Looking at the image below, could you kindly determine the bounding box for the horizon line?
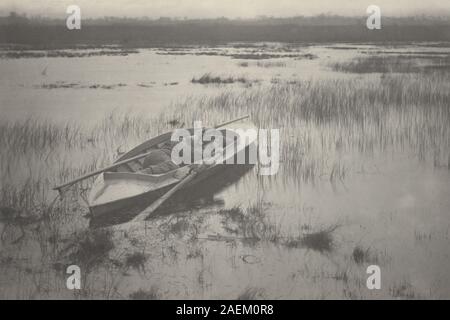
[3,12,450,20]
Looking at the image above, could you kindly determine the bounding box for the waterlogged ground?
[0,42,450,299]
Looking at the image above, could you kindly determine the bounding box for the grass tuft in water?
[285,225,338,253]
[192,73,249,84]
[331,55,450,74]
[67,229,115,269]
[390,281,419,299]
[237,287,265,300]
[129,287,160,300]
[124,252,148,273]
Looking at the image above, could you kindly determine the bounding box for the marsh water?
[1,43,450,299]
[1,44,375,122]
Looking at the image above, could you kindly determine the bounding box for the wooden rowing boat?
[88,119,257,219]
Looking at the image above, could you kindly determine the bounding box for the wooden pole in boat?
[53,149,160,192]
[132,164,208,222]
[52,115,249,193]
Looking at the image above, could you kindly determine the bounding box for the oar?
[53,149,160,193]
[52,114,249,193]
[132,164,208,222]
[211,114,249,129]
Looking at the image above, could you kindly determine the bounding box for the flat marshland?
[0,43,450,299]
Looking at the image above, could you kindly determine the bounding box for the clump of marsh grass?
[295,53,317,60]
[237,287,265,300]
[240,58,306,67]
[331,54,450,74]
[186,247,203,260]
[230,53,299,60]
[167,119,182,127]
[285,225,338,253]
[218,205,338,252]
[414,229,432,241]
[331,56,418,73]
[299,227,336,253]
[0,119,83,153]
[218,206,246,223]
[192,73,249,84]
[352,245,380,265]
[352,246,368,264]
[256,61,286,68]
[332,270,349,283]
[129,287,160,300]
[124,252,147,273]
[218,206,247,235]
[218,204,280,245]
[0,205,44,244]
[66,229,115,269]
[390,281,419,299]
[169,218,191,236]
[0,206,19,222]
[1,49,139,59]
[38,81,128,90]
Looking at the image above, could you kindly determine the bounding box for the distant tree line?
[1,12,449,47]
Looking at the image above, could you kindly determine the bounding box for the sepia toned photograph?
[0,0,449,303]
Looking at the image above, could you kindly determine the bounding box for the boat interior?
[109,128,240,176]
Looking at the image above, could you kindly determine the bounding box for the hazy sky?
[1,0,449,18]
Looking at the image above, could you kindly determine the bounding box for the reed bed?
[2,72,448,227]
[0,69,449,299]
[331,55,450,73]
[191,73,250,84]
[172,72,450,183]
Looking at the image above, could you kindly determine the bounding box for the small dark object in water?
[129,287,159,300]
[0,206,42,244]
[285,225,338,253]
[125,252,147,273]
[240,254,260,264]
[168,119,180,127]
[68,230,114,268]
[352,246,366,264]
[0,206,18,221]
[237,287,264,300]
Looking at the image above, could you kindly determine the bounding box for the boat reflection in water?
[90,164,254,228]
